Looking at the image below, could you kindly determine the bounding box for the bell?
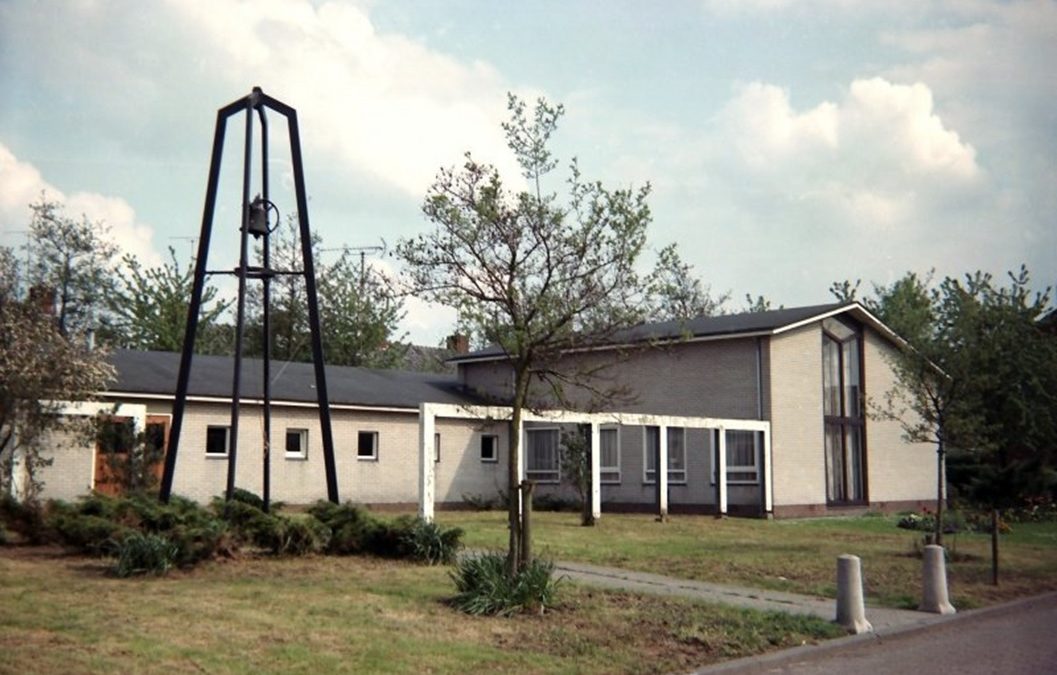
[247,195,270,238]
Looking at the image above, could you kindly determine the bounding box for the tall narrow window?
[480,434,498,462]
[822,317,866,503]
[599,426,621,484]
[526,428,560,482]
[725,430,759,484]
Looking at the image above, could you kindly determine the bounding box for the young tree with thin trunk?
[398,94,655,574]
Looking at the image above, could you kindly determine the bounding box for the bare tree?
[398,94,655,574]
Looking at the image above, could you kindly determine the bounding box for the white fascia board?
[421,402,770,432]
[99,391,419,416]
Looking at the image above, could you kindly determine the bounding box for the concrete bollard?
[919,544,956,614]
[836,554,873,634]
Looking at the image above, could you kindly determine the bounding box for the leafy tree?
[103,247,231,352]
[319,250,408,369]
[860,267,1057,551]
[398,94,655,574]
[0,248,115,501]
[647,244,729,321]
[25,197,117,335]
[243,217,406,368]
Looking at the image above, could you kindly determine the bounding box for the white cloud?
[0,142,160,266]
[165,0,523,199]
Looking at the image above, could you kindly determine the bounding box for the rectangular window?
[206,426,230,457]
[599,426,621,484]
[434,432,441,463]
[725,430,759,484]
[480,434,498,462]
[644,427,687,484]
[285,428,308,460]
[526,428,560,482]
[357,431,378,461]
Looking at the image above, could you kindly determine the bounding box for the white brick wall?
[863,330,937,501]
[768,325,827,506]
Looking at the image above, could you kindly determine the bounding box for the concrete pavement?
[555,560,941,633]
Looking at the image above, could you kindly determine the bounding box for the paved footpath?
[555,560,940,633]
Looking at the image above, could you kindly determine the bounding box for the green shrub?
[450,552,562,616]
[49,513,132,556]
[229,488,265,511]
[0,494,47,543]
[398,518,463,565]
[212,498,278,545]
[308,501,377,555]
[114,532,180,577]
[264,516,331,556]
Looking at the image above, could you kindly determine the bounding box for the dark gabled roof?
[450,302,900,363]
[106,350,478,409]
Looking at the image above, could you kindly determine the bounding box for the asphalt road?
[701,592,1057,675]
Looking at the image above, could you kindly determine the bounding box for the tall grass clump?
[114,532,180,577]
[450,552,562,616]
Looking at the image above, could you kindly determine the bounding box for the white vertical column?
[717,426,728,516]
[590,422,601,520]
[9,445,25,500]
[515,415,526,520]
[418,403,436,522]
[658,425,669,517]
[762,428,773,514]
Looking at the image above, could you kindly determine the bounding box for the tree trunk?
[520,480,534,567]
[991,508,1000,586]
[507,371,529,577]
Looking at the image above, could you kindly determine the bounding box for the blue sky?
[1,0,1054,344]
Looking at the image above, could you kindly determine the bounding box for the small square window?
[285,428,308,460]
[357,431,378,461]
[480,434,498,462]
[206,426,229,457]
[434,432,441,463]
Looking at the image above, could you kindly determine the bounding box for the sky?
[1,0,1054,345]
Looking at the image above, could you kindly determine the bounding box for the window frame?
[205,425,230,458]
[643,426,688,485]
[525,427,561,484]
[821,318,868,505]
[723,429,760,485]
[599,425,621,485]
[284,427,309,460]
[480,434,499,463]
[356,430,379,462]
[434,432,441,463]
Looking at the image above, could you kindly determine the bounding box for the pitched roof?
[106,349,478,409]
[450,301,903,363]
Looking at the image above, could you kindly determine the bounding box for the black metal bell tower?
[159,87,339,509]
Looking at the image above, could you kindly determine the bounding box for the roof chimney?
[446,333,470,354]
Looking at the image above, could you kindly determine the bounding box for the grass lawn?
[0,546,843,675]
[436,510,1057,609]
